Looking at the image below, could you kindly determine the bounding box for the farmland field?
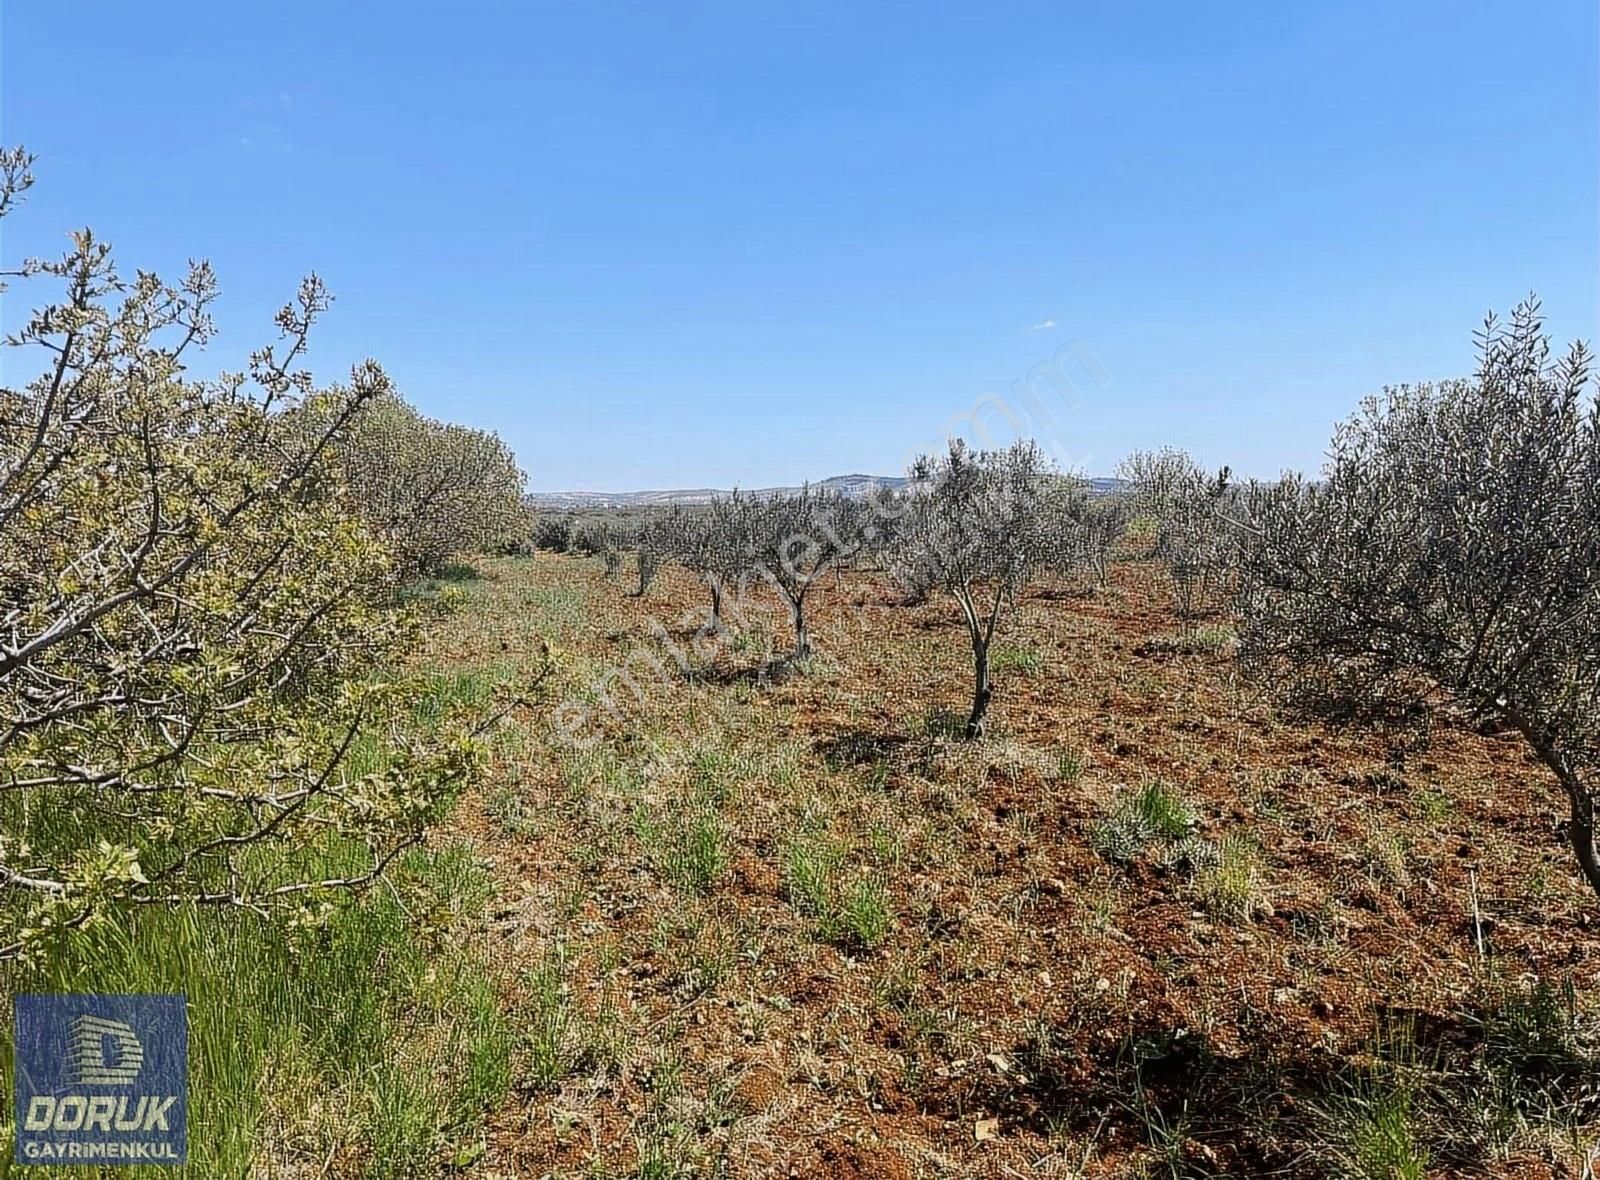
[4,7,1597,1176]
[421,550,1599,1178]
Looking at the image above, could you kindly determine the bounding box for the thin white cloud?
[1030,318,1056,331]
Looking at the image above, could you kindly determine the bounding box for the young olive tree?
[854,487,904,575]
[655,502,741,630]
[1238,299,1600,900]
[1038,478,1128,592]
[1121,448,1238,619]
[0,150,493,961]
[634,511,670,597]
[747,489,864,660]
[893,440,1054,738]
[1074,493,1134,588]
[571,518,627,578]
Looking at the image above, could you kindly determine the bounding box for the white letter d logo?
[65,1014,144,1085]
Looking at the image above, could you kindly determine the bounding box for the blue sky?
[2,2,1595,490]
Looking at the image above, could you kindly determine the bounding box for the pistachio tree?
[1238,299,1600,900]
[306,392,527,577]
[0,151,493,961]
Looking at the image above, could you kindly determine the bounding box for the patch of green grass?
[660,811,730,895]
[0,843,511,1180]
[781,829,893,951]
[521,948,573,1091]
[783,832,846,921]
[1475,972,1596,1081]
[839,873,894,949]
[1192,834,1266,922]
[1090,779,1196,863]
[1412,787,1452,826]
[1142,623,1237,655]
[1055,747,1085,786]
[520,582,588,638]
[991,643,1045,676]
[688,743,751,807]
[412,667,503,728]
[1324,1074,1430,1180]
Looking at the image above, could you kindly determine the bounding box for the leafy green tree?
[0,150,490,962]
[305,392,527,577]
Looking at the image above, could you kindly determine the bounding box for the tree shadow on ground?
[687,652,811,688]
[435,560,484,583]
[813,728,911,771]
[902,992,1600,1178]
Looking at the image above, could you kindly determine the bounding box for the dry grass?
[433,552,1600,1178]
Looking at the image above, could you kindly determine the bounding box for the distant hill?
[527,473,1126,509]
[526,474,909,509]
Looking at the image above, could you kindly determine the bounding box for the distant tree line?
[530,299,1600,903]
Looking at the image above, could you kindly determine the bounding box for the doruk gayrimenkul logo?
[13,994,187,1166]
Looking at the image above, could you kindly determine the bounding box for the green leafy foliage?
[0,152,509,963]
[300,391,527,577]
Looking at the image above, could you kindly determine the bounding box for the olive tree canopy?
[745,489,865,660]
[1239,299,1600,899]
[893,439,1058,738]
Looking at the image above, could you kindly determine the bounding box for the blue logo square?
[12,994,187,1166]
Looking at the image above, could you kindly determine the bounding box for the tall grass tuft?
[0,842,511,1179]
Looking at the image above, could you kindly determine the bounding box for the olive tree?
[633,511,671,597]
[746,489,864,660]
[892,439,1055,738]
[659,498,755,632]
[1121,448,1238,618]
[1074,493,1134,588]
[571,518,627,578]
[1039,479,1128,591]
[0,150,491,961]
[1238,299,1600,900]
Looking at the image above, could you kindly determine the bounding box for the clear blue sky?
[3,2,1596,490]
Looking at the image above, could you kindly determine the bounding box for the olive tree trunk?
[1507,709,1600,901]
[966,635,992,739]
[707,576,723,631]
[788,593,811,660]
[1544,756,1600,901]
[1567,776,1600,901]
